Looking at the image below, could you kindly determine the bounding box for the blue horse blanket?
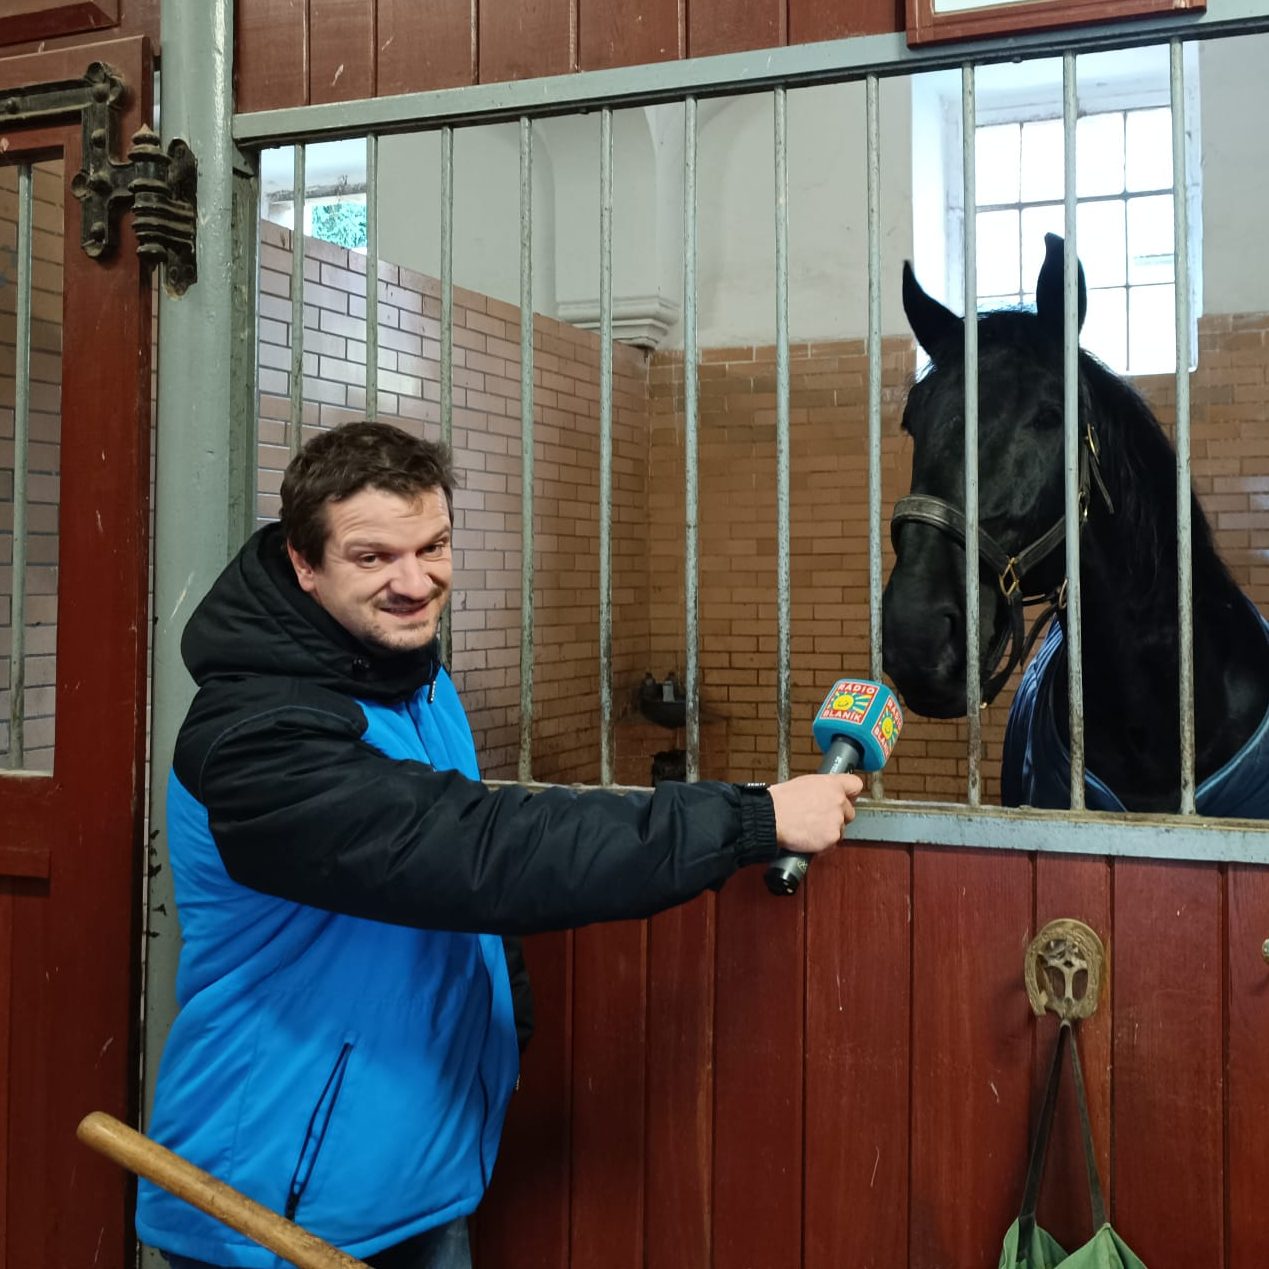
[1002,606,1269,816]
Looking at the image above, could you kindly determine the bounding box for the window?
[911,45,1202,375]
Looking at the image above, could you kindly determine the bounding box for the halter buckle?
[999,558,1022,599]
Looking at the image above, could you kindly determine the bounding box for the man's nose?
[389,554,437,597]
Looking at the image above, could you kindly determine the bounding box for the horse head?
[882,234,1088,719]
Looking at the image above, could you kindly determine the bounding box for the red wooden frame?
[907,0,1204,46]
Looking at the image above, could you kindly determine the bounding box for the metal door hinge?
[1,61,197,294]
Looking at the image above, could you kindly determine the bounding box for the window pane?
[1020,118,1063,203]
[976,123,1020,205]
[1125,107,1173,192]
[1128,282,1176,374]
[1075,200,1126,287]
[1127,194,1174,285]
[1081,285,1127,372]
[975,208,1020,296]
[1,160,63,774]
[1020,203,1066,286]
[1076,112,1125,198]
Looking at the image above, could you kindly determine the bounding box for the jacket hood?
[180,522,440,702]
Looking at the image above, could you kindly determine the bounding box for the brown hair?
[280,421,455,566]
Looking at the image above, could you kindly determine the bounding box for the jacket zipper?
[284,1041,353,1221]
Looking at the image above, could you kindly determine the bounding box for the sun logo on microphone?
[871,697,903,759]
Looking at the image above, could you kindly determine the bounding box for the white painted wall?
[269,32,1269,349]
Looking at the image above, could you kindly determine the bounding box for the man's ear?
[286,541,318,594]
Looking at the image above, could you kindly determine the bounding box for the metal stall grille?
[234,5,1269,865]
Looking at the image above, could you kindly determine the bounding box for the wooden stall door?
[0,36,151,1269]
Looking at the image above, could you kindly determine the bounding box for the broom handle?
[77,1111,369,1269]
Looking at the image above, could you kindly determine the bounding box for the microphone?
[764,678,903,896]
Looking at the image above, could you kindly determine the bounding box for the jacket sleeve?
[176,693,779,936]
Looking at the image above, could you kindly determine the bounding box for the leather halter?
[890,423,1115,707]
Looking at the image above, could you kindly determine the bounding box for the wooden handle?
[76,1111,368,1269]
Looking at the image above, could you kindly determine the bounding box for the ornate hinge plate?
[1,61,196,294]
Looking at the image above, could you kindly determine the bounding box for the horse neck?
[1056,480,1265,801]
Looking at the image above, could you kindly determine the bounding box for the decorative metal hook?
[1024,918,1106,1022]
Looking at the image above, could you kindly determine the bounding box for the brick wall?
[256,222,653,783]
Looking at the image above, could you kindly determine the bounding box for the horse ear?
[1035,232,1087,333]
[903,260,962,361]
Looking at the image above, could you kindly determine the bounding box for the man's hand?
[767,773,863,855]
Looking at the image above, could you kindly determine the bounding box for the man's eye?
[357,554,379,566]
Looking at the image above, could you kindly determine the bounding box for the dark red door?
[0,36,151,1269]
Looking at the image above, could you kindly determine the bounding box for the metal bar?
[439,125,454,667]
[598,108,615,786]
[1062,52,1087,810]
[233,5,1269,146]
[518,116,535,784]
[228,151,261,550]
[847,803,1269,864]
[961,65,982,807]
[1171,39,1197,813]
[684,96,701,783]
[773,87,792,783]
[7,164,34,769]
[146,0,238,1211]
[289,145,306,459]
[365,134,379,422]
[480,779,1269,866]
[865,74,884,799]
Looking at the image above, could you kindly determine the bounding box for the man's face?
[287,486,453,655]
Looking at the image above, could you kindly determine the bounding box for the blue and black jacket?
[137,523,779,1266]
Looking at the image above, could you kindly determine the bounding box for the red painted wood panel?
[0,0,117,47]
[0,40,150,1267]
[471,930,573,1269]
[789,0,904,43]
[569,919,647,1267]
[909,847,1034,1268]
[1033,855,1113,1251]
[0,885,10,1267]
[804,842,911,1269]
[377,0,475,95]
[1225,865,1269,1269]
[645,896,715,1266]
[712,868,804,1269]
[578,0,682,71]
[478,0,575,86]
[309,0,374,104]
[688,0,785,59]
[234,0,308,113]
[1111,860,1223,1266]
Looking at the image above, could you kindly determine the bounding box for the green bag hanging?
[997,1021,1148,1269]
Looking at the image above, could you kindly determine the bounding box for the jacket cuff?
[733,783,779,864]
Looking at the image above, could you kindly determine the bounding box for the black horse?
[882,234,1268,814]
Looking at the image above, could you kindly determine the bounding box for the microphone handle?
[763,735,863,897]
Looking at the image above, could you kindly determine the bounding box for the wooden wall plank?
[712,869,803,1269]
[909,847,1034,1268]
[1110,860,1223,1266]
[377,0,475,95]
[1033,855,1113,1251]
[688,0,785,59]
[0,0,117,48]
[804,843,911,1269]
[309,0,374,104]
[645,896,715,1267]
[788,0,904,43]
[234,0,308,113]
[569,921,647,1268]
[479,0,575,85]
[1225,864,1269,1269]
[578,0,682,71]
[470,931,573,1269]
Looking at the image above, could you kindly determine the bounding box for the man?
[138,421,862,1268]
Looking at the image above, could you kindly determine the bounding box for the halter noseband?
[890,423,1115,707]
